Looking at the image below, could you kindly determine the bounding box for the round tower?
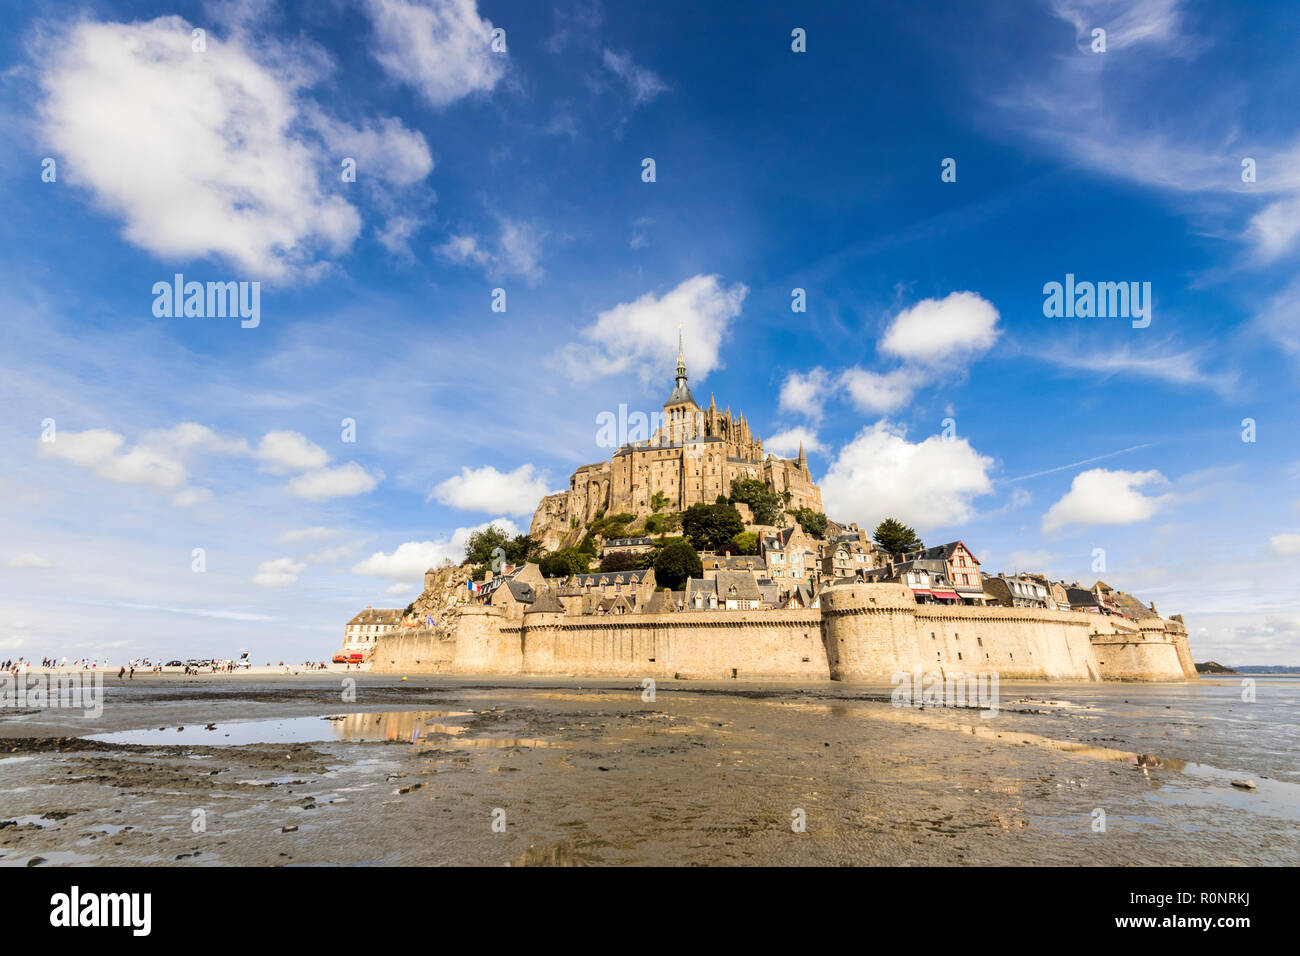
[819,583,919,681]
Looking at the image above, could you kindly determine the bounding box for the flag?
[426,615,435,627]
[467,579,479,593]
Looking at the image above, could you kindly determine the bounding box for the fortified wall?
[372,583,1197,682]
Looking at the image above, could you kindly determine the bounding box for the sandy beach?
[1,674,1295,866]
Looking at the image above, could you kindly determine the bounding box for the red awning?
[930,590,960,600]
[910,588,933,596]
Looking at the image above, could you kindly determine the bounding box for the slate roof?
[685,578,717,607]
[906,541,976,564]
[715,570,762,603]
[525,589,564,613]
[347,607,404,626]
[666,380,697,406]
[570,570,651,587]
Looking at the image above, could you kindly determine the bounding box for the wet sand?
[1,675,1295,866]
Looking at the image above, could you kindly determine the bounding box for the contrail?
[999,443,1152,483]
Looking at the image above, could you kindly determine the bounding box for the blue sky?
[1,0,1298,664]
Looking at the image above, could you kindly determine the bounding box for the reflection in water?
[88,710,474,746]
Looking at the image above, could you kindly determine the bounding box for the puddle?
[86,710,473,746]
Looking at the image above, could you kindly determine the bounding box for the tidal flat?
[1,675,1295,866]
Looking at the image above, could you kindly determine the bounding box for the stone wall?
[371,583,1195,683]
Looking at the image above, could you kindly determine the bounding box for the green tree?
[540,548,590,578]
[653,539,703,590]
[873,518,923,555]
[729,477,783,525]
[682,502,745,551]
[645,511,682,534]
[791,508,828,538]
[578,532,597,555]
[650,490,669,512]
[505,534,538,564]
[731,531,760,555]
[464,525,510,566]
[599,550,639,572]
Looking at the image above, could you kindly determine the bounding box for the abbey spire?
[665,323,697,409]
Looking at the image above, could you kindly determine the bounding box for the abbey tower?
[529,333,822,552]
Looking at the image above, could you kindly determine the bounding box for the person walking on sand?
[118,666,125,680]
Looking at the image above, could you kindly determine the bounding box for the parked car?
[332,653,348,663]
[165,660,183,667]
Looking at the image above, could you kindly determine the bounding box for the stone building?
[903,541,987,605]
[982,572,1051,609]
[530,334,822,551]
[762,523,816,586]
[343,607,404,656]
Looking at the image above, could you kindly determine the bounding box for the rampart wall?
[371,584,1196,682]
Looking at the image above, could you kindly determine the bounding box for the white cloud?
[559,274,748,384]
[306,544,356,564]
[820,421,995,529]
[353,517,522,580]
[1042,468,1172,533]
[287,463,382,501]
[1005,549,1060,573]
[308,111,434,188]
[431,464,553,515]
[252,557,306,587]
[779,368,831,420]
[6,553,52,569]
[256,430,331,474]
[36,16,365,279]
[838,367,923,414]
[1269,533,1300,556]
[37,424,242,504]
[879,292,1001,366]
[364,0,505,107]
[436,218,546,284]
[279,526,343,544]
[602,49,668,104]
[375,215,422,257]
[170,487,212,508]
[765,427,823,458]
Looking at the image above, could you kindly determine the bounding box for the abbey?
[531,334,821,551]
